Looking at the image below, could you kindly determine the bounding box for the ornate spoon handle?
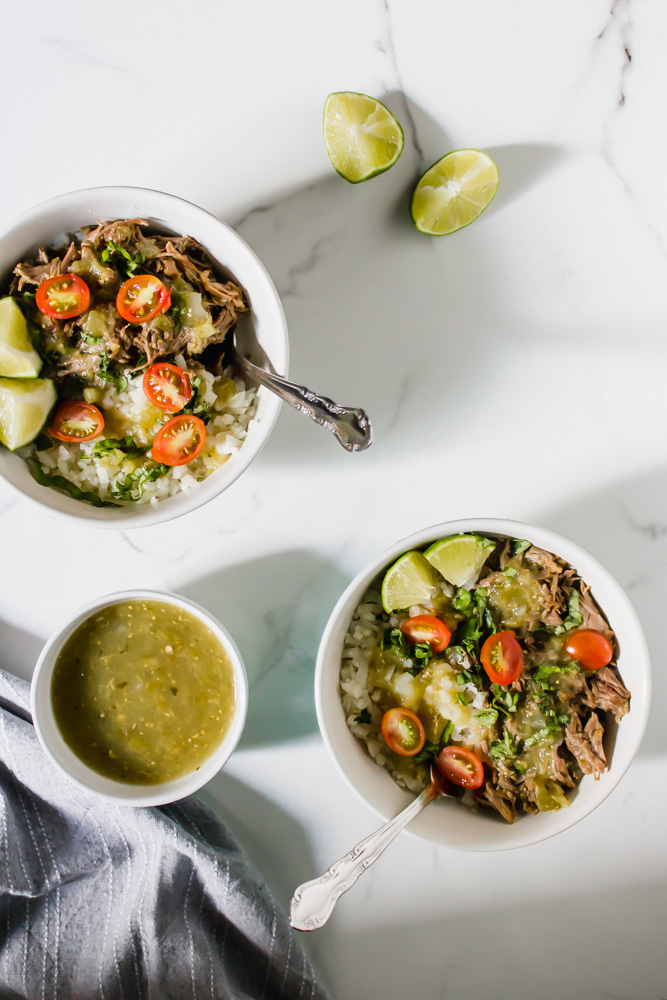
[289,782,439,931]
[234,354,372,452]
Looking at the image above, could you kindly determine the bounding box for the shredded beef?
[14,256,61,289]
[588,666,630,721]
[564,712,606,776]
[11,218,249,378]
[479,782,516,824]
[579,584,614,640]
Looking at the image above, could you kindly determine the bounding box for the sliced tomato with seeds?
[116,274,171,324]
[151,414,206,466]
[481,630,524,686]
[400,615,451,652]
[564,629,613,671]
[48,402,104,442]
[380,708,426,757]
[143,363,192,413]
[436,746,484,789]
[36,274,90,320]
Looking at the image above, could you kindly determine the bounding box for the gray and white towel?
[0,669,327,1000]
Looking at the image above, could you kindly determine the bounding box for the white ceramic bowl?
[316,518,651,850]
[0,186,288,527]
[31,589,248,807]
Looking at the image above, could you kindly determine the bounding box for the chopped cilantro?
[475,708,499,726]
[381,627,407,653]
[98,351,128,393]
[513,539,531,555]
[457,588,491,658]
[110,462,169,501]
[491,686,519,717]
[412,642,433,665]
[413,720,454,763]
[101,239,145,277]
[29,460,119,508]
[490,730,518,760]
[547,590,584,636]
[381,625,432,675]
[89,436,148,461]
[81,331,103,346]
[452,587,473,612]
[168,290,188,329]
[523,727,551,747]
[181,375,210,423]
[504,567,518,579]
[532,661,580,684]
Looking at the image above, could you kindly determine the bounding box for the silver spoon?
[289,764,461,931]
[229,331,372,452]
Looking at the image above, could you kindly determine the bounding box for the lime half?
[0,297,42,378]
[424,534,495,588]
[0,377,56,451]
[382,550,443,613]
[323,92,404,183]
[411,149,499,235]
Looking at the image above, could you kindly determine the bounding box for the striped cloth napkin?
[0,669,327,1000]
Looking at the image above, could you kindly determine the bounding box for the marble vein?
[382,369,415,435]
[621,505,667,542]
[378,0,424,166]
[278,234,340,300]
[232,179,326,236]
[594,0,667,258]
[597,0,633,109]
[9,31,140,82]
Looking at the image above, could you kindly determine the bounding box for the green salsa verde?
[51,599,236,784]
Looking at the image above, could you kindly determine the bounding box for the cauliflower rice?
[28,358,257,505]
[341,589,492,795]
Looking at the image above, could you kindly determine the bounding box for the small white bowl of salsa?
[31,589,248,806]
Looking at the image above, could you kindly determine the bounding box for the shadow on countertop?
[213,94,565,468]
[197,771,333,996]
[538,464,667,759]
[328,879,667,1000]
[0,619,45,684]
[181,548,349,749]
[197,773,309,901]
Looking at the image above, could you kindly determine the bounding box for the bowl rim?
[30,587,248,807]
[0,185,288,528]
[315,517,652,850]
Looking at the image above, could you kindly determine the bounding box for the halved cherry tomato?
[48,402,104,442]
[36,274,90,319]
[151,414,206,466]
[380,708,426,757]
[564,629,613,671]
[400,615,451,653]
[436,746,484,789]
[116,274,171,324]
[143,363,192,413]
[481,630,524,686]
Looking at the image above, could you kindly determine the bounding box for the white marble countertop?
[2,1,667,996]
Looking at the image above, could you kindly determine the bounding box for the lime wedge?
[381,550,443,613]
[411,149,499,235]
[323,92,404,183]
[424,534,496,588]
[0,297,42,378]
[0,377,56,451]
